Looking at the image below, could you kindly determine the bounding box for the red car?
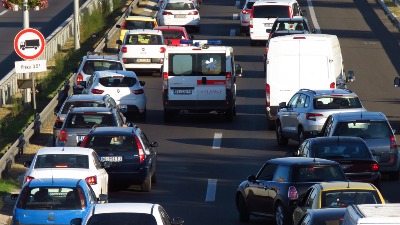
[154,26,193,46]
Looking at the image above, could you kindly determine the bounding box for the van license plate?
[174,89,192,94]
[136,58,151,63]
[101,156,123,162]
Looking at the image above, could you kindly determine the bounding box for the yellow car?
[116,16,158,42]
[292,182,385,225]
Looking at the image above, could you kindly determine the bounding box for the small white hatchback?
[156,0,200,33]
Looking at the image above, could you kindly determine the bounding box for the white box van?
[162,40,242,121]
[249,0,303,46]
[342,204,400,225]
[265,34,354,128]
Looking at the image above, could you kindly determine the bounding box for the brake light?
[226,72,232,90]
[188,11,198,15]
[163,72,168,92]
[160,47,166,53]
[135,136,145,163]
[24,176,34,183]
[91,89,104,94]
[266,84,270,107]
[306,113,323,121]
[390,136,397,149]
[58,130,68,141]
[372,163,379,172]
[288,186,298,200]
[163,11,172,15]
[121,21,126,30]
[122,58,127,63]
[241,9,251,14]
[121,46,127,53]
[330,82,336,89]
[77,187,86,209]
[81,136,89,147]
[85,176,97,185]
[133,89,144,94]
[77,73,83,85]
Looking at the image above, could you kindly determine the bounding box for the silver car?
[319,111,400,180]
[239,0,258,35]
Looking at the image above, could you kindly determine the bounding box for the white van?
[342,204,400,225]
[162,40,242,121]
[265,34,354,128]
[249,0,303,46]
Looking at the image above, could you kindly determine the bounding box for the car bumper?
[161,18,200,27]
[163,100,233,111]
[124,63,163,70]
[107,169,151,184]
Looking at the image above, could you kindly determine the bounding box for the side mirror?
[393,129,396,134]
[126,121,134,127]
[10,194,19,200]
[120,107,128,113]
[247,175,256,182]
[116,40,123,45]
[279,102,287,108]
[151,142,159,147]
[102,161,111,169]
[394,77,400,87]
[311,28,316,33]
[370,149,377,156]
[77,141,82,146]
[70,218,82,225]
[23,161,32,168]
[139,81,146,86]
[116,24,121,29]
[98,194,108,203]
[235,64,243,77]
[79,81,87,88]
[301,9,308,16]
[171,217,184,225]
[346,71,355,83]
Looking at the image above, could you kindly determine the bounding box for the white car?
[82,70,147,120]
[22,147,110,200]
[116,29,166,74]
[156,0,200,33]
[81,203,184,225]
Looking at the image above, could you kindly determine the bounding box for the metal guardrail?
[0,0,140,178]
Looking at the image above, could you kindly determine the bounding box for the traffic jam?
[3,0,400,224]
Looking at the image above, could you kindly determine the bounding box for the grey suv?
[319,111,400,180]
[276,89,366,146]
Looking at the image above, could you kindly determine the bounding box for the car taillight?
[81,136,89,147]
[160,47,166,53]
[188,11,198,15]
[58,130,68,141]
[77,73,83,85]
[24,176,34,183]
[242,9,251,14]
[121,46,127,53]
[163,11,172,15]
[77,187,86,209]
[389,153,396,163]
[92,89,104,94]
[372,163,379,172]
[306,113,323,121]
[288,186,298,200]
[133,89,144,94]
[390,135,397,149]
[330,82,336,89]
[163,72,168,92]
[135,136,145,163]
[85,176,97,185]
[226,72,232,90]
[266,84,270,107]
[55,116,63,128]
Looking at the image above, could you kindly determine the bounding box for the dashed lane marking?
[212,133,222,149]
[233,13,238,20]
[205,179,218,202]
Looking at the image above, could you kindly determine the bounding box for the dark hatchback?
[235,157,347,225]
[80,126,158,192]
[290,136,381,189]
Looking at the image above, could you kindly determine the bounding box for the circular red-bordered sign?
[14,28,46,60]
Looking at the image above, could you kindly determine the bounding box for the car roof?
[36,147,93,155]
[275,17,307,22]
[155,26,186,31]
[331,111,387,121]
[267,157,339,166]
[27,178,83,188]
[67,94,109,102]
[95,70,138,78]
[125,16,156,21]
[299,89,357,97]
[308,136,367,144]
[126,29,163,35]
[314,181,377,191]
[89,126,135,134]
[92,203,158,214]
[254,0,297,6]
[83,55,121,61]
[69,107,114,113]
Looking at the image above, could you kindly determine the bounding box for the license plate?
[77,136,85,142]
[136,58,151,63]
[264,23,272,27]
[101,156,123,162]
[119,105,127,109]
[174,14,186,18]
[173,89,192,94]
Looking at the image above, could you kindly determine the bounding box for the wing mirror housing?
[301,9,308,16]
[98,194,108,203]
[235,64,243,77]
[346,71,355,83]
[310,130,320,136]
[151,142,159,147]
[102,161,111,169]
[266,28,272,33]
[247,175,256,182]
[394,77,400,87]
[116,40,123,45]
[279,102,287,109]
[285,151,296,157]
[23,161,32,168]
[139,81,146,86]
[116,24,121,29]
[189,35,194,39]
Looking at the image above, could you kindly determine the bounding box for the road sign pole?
[74,0,80,50]
[23,0,31,106]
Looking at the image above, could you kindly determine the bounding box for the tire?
[237,195,250,222]
[141,176,152,192]
[275,203,291,225]
[389,171,400,181]
[276,122,288,146]
[298,126,305,145]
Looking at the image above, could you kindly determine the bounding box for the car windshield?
[124,20,154,29]
[34,154,89,169]
[17,186,81,210]
[99,76,137,87]
[82,61,123,75]
[293,165,346,182]
[273,21,306,32]
[333,121,392,139]
[86,213,157,225]
[322,190,381,208]
[124,34,162,45]
[312,142,371,159]
[313,97,363,109]
[166,2,195,10]
[65,113,116,128]
[84,135,138,152]
[253,5,290,18]
[61,101,106,114]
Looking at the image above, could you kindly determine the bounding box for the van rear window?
[253,5,290,18]
[169,53,226,76]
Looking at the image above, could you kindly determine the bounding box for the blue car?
[11,178,107,225]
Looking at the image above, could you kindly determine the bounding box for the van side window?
[171,54,193,75]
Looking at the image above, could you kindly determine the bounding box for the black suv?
[235,157,347,225]
[80,126,158,192]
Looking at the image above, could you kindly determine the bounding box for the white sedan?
[23,147,110,201]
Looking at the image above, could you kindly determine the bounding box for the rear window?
[61,101,106,114]
[161,30,185,39]
[169,53,226,76]
[17,186,81,210]
[99,76,137,87]
[65,113,116,128]
[86,213,157,225]
[124,34,163,45]
[322,190,381,208]
[166,2,195,10]
[124,20,154,30]
[312,142,371,159]
[84,135,138,152]
[253,5,290,18]
[292,165,346,182]
[333,121,392,139]
[83,60,123,75]
[34,154,89,169]
[314,97,363,109]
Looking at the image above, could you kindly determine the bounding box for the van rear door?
[167,54,198,101]
[196,53,226,101]
[252,5,291,39]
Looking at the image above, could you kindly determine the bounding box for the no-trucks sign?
[14,28,46,60]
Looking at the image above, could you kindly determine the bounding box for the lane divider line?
[212,133,222,149]
[306,0,321,33]
[233,13,238,20]
[205,179,218,202]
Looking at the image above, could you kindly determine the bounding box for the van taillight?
[163,72,168,92]
[163,11,172,15]
[330,82,336,89]
[372,163,379,172]
[306,113,323,121]
[135,136,145,163]
[59,130,68,141]
[121,46,127,53]
[77,73,83,85]
[81,136,89,147]
[390,136,397,149]
[85,176,97,185]
[226,72,232,90]
[266,84,270,107]
[92,89,104,94]
[288,186,298,200]
[160,47,166,53]
[121,21,126,30]
[249,6,254,28]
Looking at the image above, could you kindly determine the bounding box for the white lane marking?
[0,10,8,16]
[212,133,222,149]
[306,0,321,33]
[205,179,218,202]
[235,1,241,7]
[233,13,238,20]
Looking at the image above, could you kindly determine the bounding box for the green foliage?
[80,5,106,42]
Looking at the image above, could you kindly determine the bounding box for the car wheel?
[275,203,291,225]
[389,171,400,181]
[276,122,288,146]
[298,126,305,145]
[237,195,250,222]
[141,176,152,192]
